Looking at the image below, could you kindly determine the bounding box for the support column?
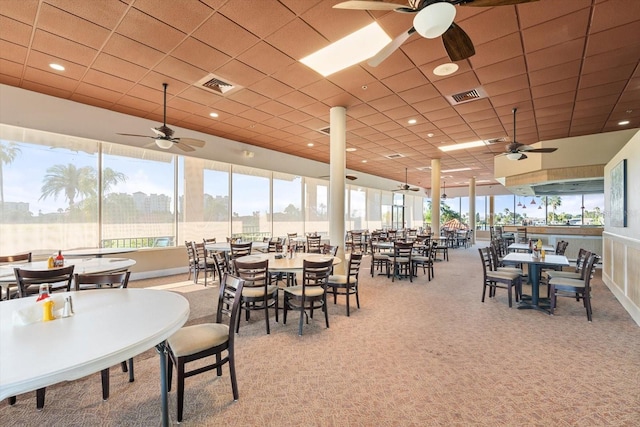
[469,176,476,245]
[329,106,346,274]
[489,195,495,228]
[430,159,441,235]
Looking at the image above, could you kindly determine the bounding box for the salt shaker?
[62,296,74,317]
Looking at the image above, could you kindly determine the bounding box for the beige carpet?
[2,245,639,426]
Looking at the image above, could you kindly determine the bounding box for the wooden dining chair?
[0,252,31,300]
[283,258,333,335]
[478,247,522,308]
[232,258,278,334]
[327,253,363,316]
[74,271,134,400]
[306,235,322,253]
[229,241,252,261]
[390,241,414,282]
[167,274,245,422]
[194,242,216,286]
[549,253,600,321]
[14,265,75,298]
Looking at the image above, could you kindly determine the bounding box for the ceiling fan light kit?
[506,152,523,160]
[413,3,456,39]
[155,139,173,149]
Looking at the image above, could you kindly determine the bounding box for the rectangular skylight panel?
[300,22,391,77]
[438,140,486,152]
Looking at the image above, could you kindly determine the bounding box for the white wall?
[602,129,640,326]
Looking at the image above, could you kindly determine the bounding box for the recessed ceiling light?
[433,63,458,76]
[307,143,314,147]
[427,133,434,138]
[618,120,630,126]
[300,22,391,77]
[408,119,417,125]
[346,147,357,152]
[439,140,486,152]
[49,63,65,71]
[442,167,472,173]
[209,112,219,118]
[362,160,367,163]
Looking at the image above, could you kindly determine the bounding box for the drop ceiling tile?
[0,40,27,64]
[277,90,316,109]
[116,8,185,53]
[522,8,590,53]
[531,77,578,98]
[272,62,321,90]
[0,59,23,79]
[413,97,452,114]
[590,0,640,32]
[266,18,329,60]
[74,81,123,103]
[534,92,577,109]
[0,16,33,46]
[402,36,448,68]
[172,38,231,73]
[26,50,86,80]
[299,79,344,101]
[585,21,640,56]
[463,6,518,46]
[526,38,585,71]
[382,68,430,93]
[328,67,377,95]
[21,80,72,98]
[132,0,213,33]
[475,56,527,85]
[528,59,581,87]
[37,3,110,50]
[101,33,166,69]
[82,69,135,94]
[470,33,523,69]
[214,59,265,88]
[576,81,628,102]
[397,84,440,104]
[518,0,591,29]
[579,65,636,89]
[227,89,270,108]
[219,0,295,39]
[1,0,39,25]
[489,88,532,108]
[31,30,97,66]
[432,71,482,96]
[93,53,148,81]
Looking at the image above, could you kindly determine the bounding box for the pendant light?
[442,180,447,200]
[530,197,536,205]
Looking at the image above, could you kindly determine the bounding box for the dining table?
[0,288,189,427]
[0,258,137,298]
[204,241,268,253]
[62,247,138,258]
[500,252,570,313]
[508,242,555,253]
[236,252,341,286]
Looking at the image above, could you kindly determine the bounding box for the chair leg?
[36,388,46,410]
[355,285,360,309]
[229,349,239,401]
[549,285,556,315]
[264,297,271,335]
[128,358,134,382]
[8,396,16,406]
[298,302,304,336]
[585,293,592,322]
[176,359,186,423]
[346,287,350,317]
[101,368,110,400]
[507,283,513,308]
[323,295,330,328]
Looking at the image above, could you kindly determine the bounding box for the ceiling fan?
[333,0,539,67]
[498,107,558,161]
[319,174,359,180]
[117,83,206,152]
[393,168,420,192]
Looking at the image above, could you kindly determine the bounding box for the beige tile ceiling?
[0,0,639,189]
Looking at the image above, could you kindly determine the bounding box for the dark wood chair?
[549,253,600,321]
[368,238,390,277]
[73,271,134,400]
[167,274,245,422]
[478,247,521,308]
[306,235,322,253]
[14,264,74,298]
[411,244,435,281]
[390,241,414,282]
[327,253,363,316]
[185,241,200,284]
[229,241,252,261]
[194,242,216,286]
[233,258,278,334]
[0,252,31,300]
[321,244,338,256]
[283,258,333,335]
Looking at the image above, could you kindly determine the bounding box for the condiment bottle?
[541,248,546,259]
[36,283,50,302]
[47,256,55,269]
[54,250,64,267]
[42,300,55,322]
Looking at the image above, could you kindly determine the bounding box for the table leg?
[517,263,550,314]
[156,341,169,427]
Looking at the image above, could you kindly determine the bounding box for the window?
[494,195,515,225]
[475,196,487,230]
[305,178,329,236]
[367,188,382,230]
[583,194,604,225]
[231,165,270,241]
[349,186,366,230]
[273,172,302,237]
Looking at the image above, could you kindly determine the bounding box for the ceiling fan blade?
[462,0,539,6]
[176,137,205,148]
[116,133,154,139]
[524,148,557,153]
[368,27,415,67]
[518,153,528,160]
[442,23,475,62]
[410,188,419,191]
[333,1,413,11]
[175,143,195,152]
[151,127,166,137]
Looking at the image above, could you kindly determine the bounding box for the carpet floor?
[2,244,639,426]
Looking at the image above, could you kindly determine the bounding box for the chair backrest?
[301,258,333,293]
[267,240,282,253]
[185,241,196,264]
[582,253,600,290]
[193,242,208,263]
[393,241,413,260]
[573,248,588,273]
[74,271,131,291]
[307,235,322,253]
[217,274,245,343]
[322,244,338,256]
[287,233,297,246]
[203,237,216,245]
[555,240,569,256]
[347,253,363,282]
[212,251,230,279]
[14,265,75,298]
[488,245,502,270]
[478,247,493,278]
[229,242,252,259]
[0,252,32,263]
[233,259,269,294]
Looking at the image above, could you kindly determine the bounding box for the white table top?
[502,252,569,267]
[0,288,189,401]
[236,252,341,272]
[205,242,268,253]
[0,258,136,285]
[508,243,555,252]
[62,248,137,258]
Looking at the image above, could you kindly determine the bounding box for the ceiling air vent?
[446,87,487,105]
[317,127,331,135]
[196,73,240,95]
[385,153,405,159]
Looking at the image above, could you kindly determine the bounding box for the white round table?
[236,252,341,273]
[0,288,189,426]
[205,242,268,253]
[62,248,138,258]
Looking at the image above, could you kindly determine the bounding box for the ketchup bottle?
[55,250,64,267]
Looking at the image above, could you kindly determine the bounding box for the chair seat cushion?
[327,274,356,285]
[547,271,581,280]
[487,270,521,281]
[373,254,390,260]
[412,256,431,263]
[283,285,324,297]
[549,277,585,289]
[242,284,278,298]
[168,323,228,357]
[497,267,522,274]
[393,257,410,263]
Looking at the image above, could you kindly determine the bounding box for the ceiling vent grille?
[385,153,405,159]
[416,166,431,171]
[196,74,240,95]
[317,127,331,135]
[446,87,488,105]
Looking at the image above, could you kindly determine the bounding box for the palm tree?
[102,167,127,193]
[0,142,21,206]
[548,196,562,223]
[40,164,96,210]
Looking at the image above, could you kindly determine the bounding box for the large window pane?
[583,194,604,225]
[494,195,515,225]
[0,125,99,254]
[367,188,381,230]
[349,186,366,230]
[273,172,302,238]
[102,143,175,248]
[305,178,329,236]
[231,165,270,241]
[475,196,487,230]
